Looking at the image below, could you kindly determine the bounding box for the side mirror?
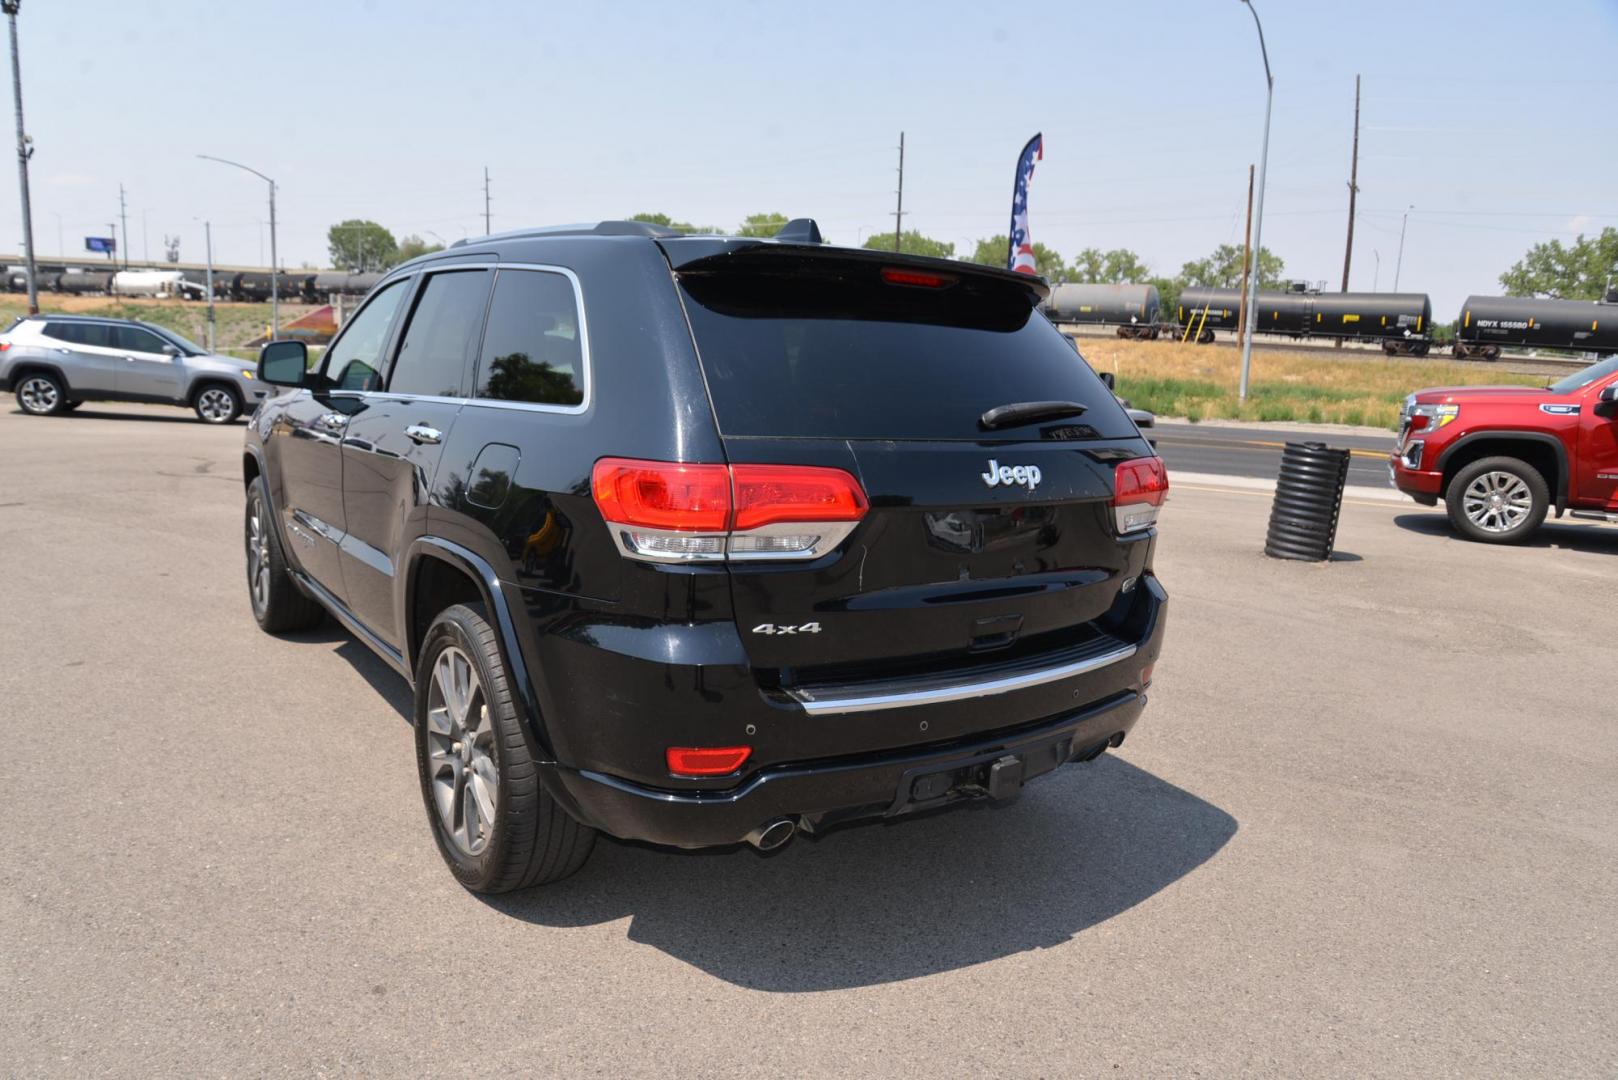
[258,340,308,387]
[1600,385,1618,404]
[1099,371,1117,391]
[162,343,181,357]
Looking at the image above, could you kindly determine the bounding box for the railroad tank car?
[233,271,278,301]
[110,270,185,297]
[1178,285,1433,352]
[1043,283,1161,338]
[53,271,114,295]
[1453,294,1618,360]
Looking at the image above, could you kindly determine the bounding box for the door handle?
[316,412,349,430]
[54,347,70,354]
[405,424,443,445]
[124,356,137,362]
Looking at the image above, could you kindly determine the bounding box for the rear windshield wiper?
[979,400,1088,430]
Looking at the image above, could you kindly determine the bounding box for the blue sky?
[7,0,1617,317]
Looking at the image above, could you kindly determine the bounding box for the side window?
[473,269,586,407]
[41,322,79,344]
[113,326,166,354]
[322,278,409,392]
[388,270,491,398]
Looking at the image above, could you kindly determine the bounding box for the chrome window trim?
[787,642,1140,716]
[368,261,592,416]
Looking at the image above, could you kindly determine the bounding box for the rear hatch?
[671,247,1156,694]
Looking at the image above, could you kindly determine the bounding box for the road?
[2,403,1615,1077]
[1150,419,1395,486]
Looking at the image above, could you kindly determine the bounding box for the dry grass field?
[1078,337,1546,428]
[0,294,318,359]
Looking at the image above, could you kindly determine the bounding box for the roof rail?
[450,220,681,247]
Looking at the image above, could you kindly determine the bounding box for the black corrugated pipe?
[1265,442,1351,561]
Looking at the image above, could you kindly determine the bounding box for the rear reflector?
[1113,456,1168,534]
[666,745,752,777]
[880,267,955,289]
[591,457,868,563]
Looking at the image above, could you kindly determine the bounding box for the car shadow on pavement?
[483,755,1236,991]
[1394,512,1618,554]
[285,622,414,724]
[13,407,214,424]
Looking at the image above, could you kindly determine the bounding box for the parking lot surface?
[2,404,1615,1077]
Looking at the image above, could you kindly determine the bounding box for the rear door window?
[322,278,409,392]
[388,270,492,398]
[472,269,586,408]
[677,259,1132,440]
[44,322,113,348]
[113,326,166,354]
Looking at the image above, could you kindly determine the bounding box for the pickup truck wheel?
[245,479,324,632]
[15,372,67,416]
[194,384,242,424]
[415,604,595,893]
[1445,456,1548,544]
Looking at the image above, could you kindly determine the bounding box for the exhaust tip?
[745,818,796,852]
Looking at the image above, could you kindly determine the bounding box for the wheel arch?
[402,538,556,762]
[187,375,244,408]
[7,360,74,396]
[1436,432,1569,515]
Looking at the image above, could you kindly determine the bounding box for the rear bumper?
[539,574,1166,848]
[546,689,1145,848]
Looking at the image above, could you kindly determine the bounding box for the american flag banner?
[1006,133,1044,275]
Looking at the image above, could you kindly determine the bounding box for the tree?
[1069,247,1150,284]
[864,230,955,260]
[1149,275,1182,321]
[964,234,1063,278]
[1499,227,1618,299]
[737,212,790,238]
[629,211,719,235]
[327,220,397,272]
[1178,243,1285,290]
[394,234,445,263]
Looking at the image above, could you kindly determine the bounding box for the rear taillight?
[0,341,9,351]
[592,457,868,563]
[881,266,956,289]
[1113,456,1168,534]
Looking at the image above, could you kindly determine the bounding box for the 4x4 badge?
[981,459,1042,491]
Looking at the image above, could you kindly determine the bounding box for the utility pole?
[1338,74,1360,348]
[141,208,148,262]
[1372,249,1380,292]
[118,184,129,270]
[204,220,216,352]
[105,222,115,262]
[483,166,491,235]
[892,131,905,253]
[1236,164,1255,343]
[1394,205,1413,291]
[3,0,38,314]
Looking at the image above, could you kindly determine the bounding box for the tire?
[1444,456,1549,544]
[63,400,83,411]
[415,603,595,893]
[194,383,242,424]
[245,478,324,632]
[14,371,67,416]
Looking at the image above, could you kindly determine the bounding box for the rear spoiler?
[659,238,1050,306]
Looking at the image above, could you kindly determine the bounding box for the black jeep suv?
[244,220,1168,893]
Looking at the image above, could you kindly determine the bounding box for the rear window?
[678,260,1133,440]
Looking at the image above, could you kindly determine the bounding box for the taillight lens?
[1113,456,1168,534]
[666,745,752,777]
[591,458,868,563]
[881,267,955,289]
[592,458,730,531]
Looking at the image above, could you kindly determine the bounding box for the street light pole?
[1394,205,1413,291]
[198,154,279,339]
[1236,0,1273,404]
[4,0,39,314]
[1373,249,1381,292]
[204,220,216,352]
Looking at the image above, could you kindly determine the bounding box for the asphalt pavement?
[1150,419,1396,486]
[2,403,1615,1077]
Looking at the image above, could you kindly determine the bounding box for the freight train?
[1176,283,1434,355]
[1452,290,1618,360]
[2,262,383,303]
[1041,283,1162,339]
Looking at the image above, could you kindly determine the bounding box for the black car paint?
[246,227,1167,848]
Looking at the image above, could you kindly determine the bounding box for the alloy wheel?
[197,387,237,422]
[425,646,498,857]
[18,376,59,414]
[246,497,271,615]
[1462,471,1532,533]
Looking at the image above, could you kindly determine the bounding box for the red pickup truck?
[1390,355,1618,542]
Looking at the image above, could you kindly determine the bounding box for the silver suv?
[0,314,266,423]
